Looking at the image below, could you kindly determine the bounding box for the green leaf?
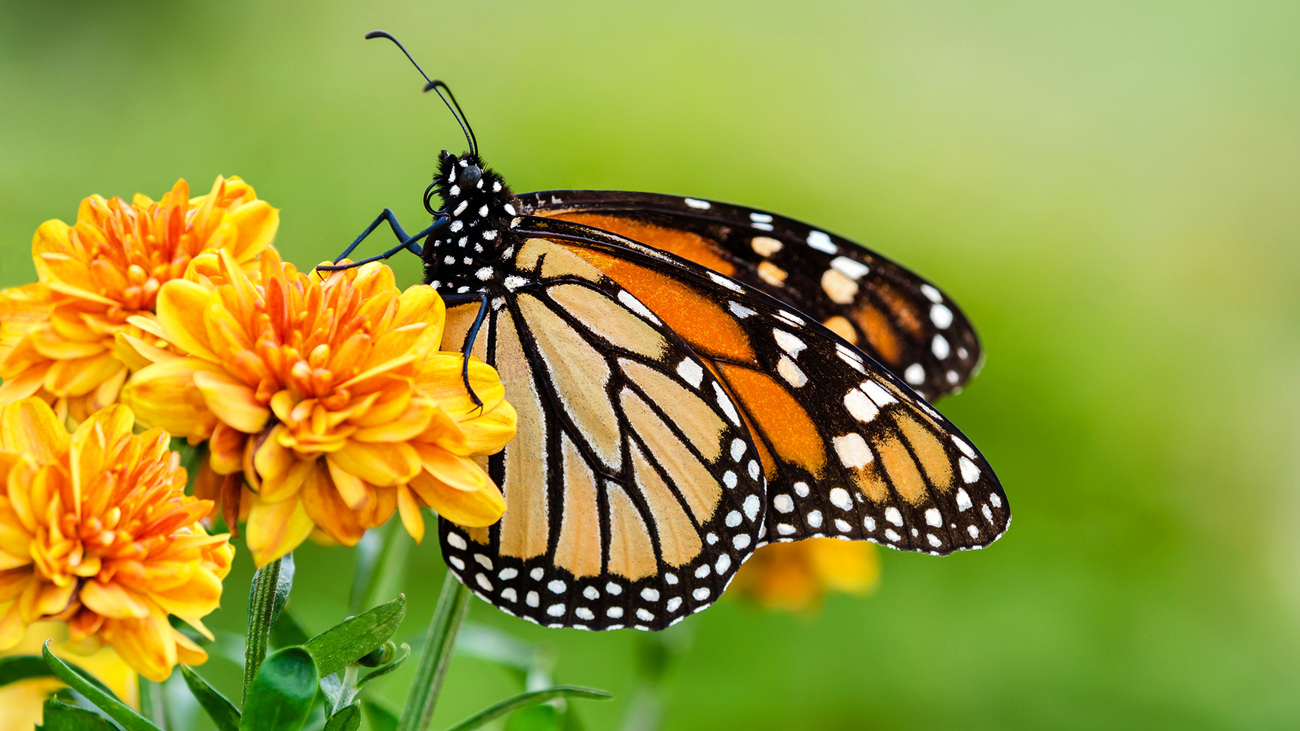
[324,701,362,731]
[0,654,54,686]
[41,642,160,731]
[270,552,295,627]
[356,642,409,689]
[180,665,241,731]
[244,556,289,702]
[3,654,122,698]
[239,647,317,731]
[444,687,613,731]
[37,698,120,731]
[503,704,562,731]
[363,698,400,731]
[303,595,406,678]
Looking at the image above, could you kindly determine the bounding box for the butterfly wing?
[518,190,981,402]
[438,237,767,630]
[511,215,1009,555]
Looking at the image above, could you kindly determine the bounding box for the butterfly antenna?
[365,30,478,156]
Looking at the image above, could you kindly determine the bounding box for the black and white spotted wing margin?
[519,190,983,402]
[519,216,1009,558]
[438,238,767,631]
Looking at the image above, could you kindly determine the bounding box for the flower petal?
[121,358,222,438]
[329,441,420,488]
[396,485,425,543]
[244,495,315,567]
[155,280,219,360]
[408,466,505,528]
[192,370,269,433]
[0,398,69,462]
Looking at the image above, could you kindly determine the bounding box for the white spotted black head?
[422,151,522,289]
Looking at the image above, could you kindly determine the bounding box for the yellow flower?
[0,176,278,422]
[0,621,137,731]
[0,399,234,682]
[120,249,516,566]
[730,538,880,612]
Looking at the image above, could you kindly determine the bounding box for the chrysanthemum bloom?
[0,399,234,681]
[0,621,137,731]
[730,539,880,612]
[0,176,278,421]
[120,249,516,566]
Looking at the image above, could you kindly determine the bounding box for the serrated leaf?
[240,647,317,731]
[41,642,160,731]
[445,687,613,731]
[362,698,400,731]
[323,701,362,731]
[37,698,120,731]
[303,595,406,678]
[180,665,241,731]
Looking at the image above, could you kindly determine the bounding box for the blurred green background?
[3,0,1299,728]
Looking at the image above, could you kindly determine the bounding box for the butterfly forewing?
[519,190,981,402]
[513,216,1009,556]
[438,237,766,630]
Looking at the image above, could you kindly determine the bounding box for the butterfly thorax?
[423,151,522,292]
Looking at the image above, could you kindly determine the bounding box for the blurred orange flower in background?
[120,249,516,566]
[0,622,137,731]
[0,399,233,681]
[731,538,880,612]
[0,176,278,421]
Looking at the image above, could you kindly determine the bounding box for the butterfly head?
[421,151,521,289]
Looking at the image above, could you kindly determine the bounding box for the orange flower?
[0,622,137,731]
[120,249,516,566]
[730,538,880,612]
[0,176,278,421]
[0,399,234,682]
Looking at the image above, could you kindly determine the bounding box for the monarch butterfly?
[326,32,1009,630]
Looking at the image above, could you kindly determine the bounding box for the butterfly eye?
[459,165,483,187]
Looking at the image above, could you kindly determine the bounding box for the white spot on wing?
[830,256,870,280]
[618,290,662,324]
[832,433,873,468]
[844,389,879,423]
[684,198,711,210]
[777,355,807,387]
[930,303,954,329]
[904,364,926,385]
[713,382,741,426]
[807,230,837,254]
[729,301,757,318]
[959,457,980,483]
[708,271,743,292]
[676,359,704,388]
[773,329,806,357]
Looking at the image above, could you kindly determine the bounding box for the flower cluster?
[0,399,233,681]
[730,538,880,612]
[0,177,276,421]
[120,248,516,565]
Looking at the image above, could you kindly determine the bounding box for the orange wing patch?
[569,248,757,364]
[852,303,903,367]
[715,363,827,478]
[548,213,737,277]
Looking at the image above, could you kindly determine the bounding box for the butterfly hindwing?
[519,190,981,402]
[438,237,766,630]
[513,215,1009,556]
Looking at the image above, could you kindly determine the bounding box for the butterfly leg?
[316,209,447,272]
[441,291,490,409]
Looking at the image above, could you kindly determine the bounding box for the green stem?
[138,675,166,729]
[397,571,471,731]
[243,557,282,703]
